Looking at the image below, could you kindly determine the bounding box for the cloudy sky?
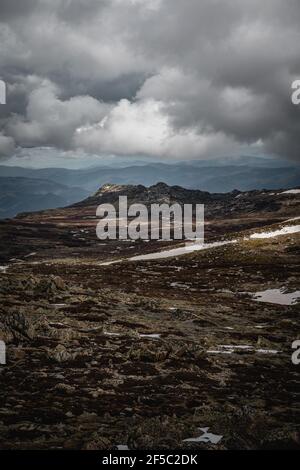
[0,0,300,167]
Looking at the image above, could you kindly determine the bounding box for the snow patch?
[252,288,300,305]
[104,331,121,337]
[285,216,300,223]
[116,444,129,450]
[256,349,279,354]
[130,239,237,262]
[207,350,233,355]
[281,189,300,195]
[24,252,37,258]
[249,225,300,239]
[170,282,190,289]
[183,427,223,445]
[139,333,161,339]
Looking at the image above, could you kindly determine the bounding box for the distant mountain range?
[17,182,300,231]
[0,156,299,218]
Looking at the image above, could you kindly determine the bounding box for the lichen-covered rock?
[128,342,168,362]
[84,435,112,450]
[128,416,187,449]
[47,344,78,363]
[0,311,35,343]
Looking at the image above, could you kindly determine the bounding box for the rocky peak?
[149,182,170,191]
[93,183,145,197]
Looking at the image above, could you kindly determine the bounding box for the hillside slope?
[0,177,89,219]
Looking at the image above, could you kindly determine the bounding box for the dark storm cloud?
[0,0,38,21]
[0,0,299,160]
[134,0,300,159]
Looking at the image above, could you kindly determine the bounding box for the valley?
[0,183,299,449]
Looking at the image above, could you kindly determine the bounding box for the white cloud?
[0,133,15,158]
[1,0,300,161]
[6,80,110,149]
[74,97,243,159]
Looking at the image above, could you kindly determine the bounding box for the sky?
[0,0,300,168]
